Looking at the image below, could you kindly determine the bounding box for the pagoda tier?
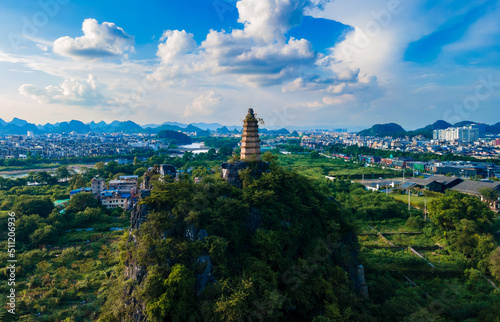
[240,108,261,161]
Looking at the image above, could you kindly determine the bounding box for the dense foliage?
[1,150,498,321]
[100,167,365,321]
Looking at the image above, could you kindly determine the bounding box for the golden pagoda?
[240,108,261,161]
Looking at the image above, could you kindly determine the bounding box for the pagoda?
[221,108,268,188]
[240,108,261,161]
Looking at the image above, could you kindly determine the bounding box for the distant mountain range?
[3,117,496,137]
[0,118,291,136]
[358,120,500,138]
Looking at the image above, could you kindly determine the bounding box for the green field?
[277,154,400,181]
[389,192,437,209]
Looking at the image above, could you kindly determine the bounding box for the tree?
[182,151,194,162]
[27,171,36,183]
[33,171,50,184]
[94,161,105,171]
[148,156,164,167]
[72,207,106,226]
[428,191,494,233]
[219,146,233,157]
[206,148,217,160]
[262,151,278,164]
[1,200,13,210]
[56,166,71,180]
[105,161,119,175]
[82,167,99,181]
[69,174,87,190]
[310,151,321,159]
[30,224,58,246]
[134,167,148,176]
[145,264,196,321]
[65,193,100,214]
[12,195,54,217]
[479,187,499,204]
[191,167,209,178]
[112,172,127,179]
[489,247,500,280]
[17,214,45,244]
[448,219,480,257]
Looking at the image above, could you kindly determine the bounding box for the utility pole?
[403,169,405,183]
[408,188,411,212]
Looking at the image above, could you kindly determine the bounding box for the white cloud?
[326,83,346,94]
[53,18,134,60]
[151,0,338,88]
[36,44,48,52]
[282,78,317,92]
[236,0,324,43]
[19,74,112,106]
[157,30,197,64]
[322,93,355,105]
[184,90,221,117]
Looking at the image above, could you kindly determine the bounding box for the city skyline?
[0,0,499,129]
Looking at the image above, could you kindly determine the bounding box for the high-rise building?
[470,123,486,138]
[435,125,479,142]
[240,108,261,161]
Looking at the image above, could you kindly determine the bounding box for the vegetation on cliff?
[99,166,365,321]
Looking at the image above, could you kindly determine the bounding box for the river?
[169,142,211,157]
[0,164,95,178]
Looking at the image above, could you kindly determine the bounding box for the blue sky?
[0,0,499,129]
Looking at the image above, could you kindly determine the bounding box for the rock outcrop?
[221,161,269,188]
[141,164,176,190]
[130,190,150,230]
[196,255,215,294]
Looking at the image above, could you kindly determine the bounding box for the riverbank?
[0,163,95,177]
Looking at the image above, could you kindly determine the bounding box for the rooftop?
[450,181,500,196]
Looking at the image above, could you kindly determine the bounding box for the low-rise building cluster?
[298,131,500,159]
[70,175,139,210]
[0,133,168,159]
[358,154,500,179]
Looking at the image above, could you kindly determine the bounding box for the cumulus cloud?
[184,90,221,117]
[53,18,134,60]
[158,30,197,64]
[147,0,379,95]
[19,74,112,106]
[236,0,330,43]
[151,0,339,88]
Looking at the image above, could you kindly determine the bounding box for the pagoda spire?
[240,108,261,161]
